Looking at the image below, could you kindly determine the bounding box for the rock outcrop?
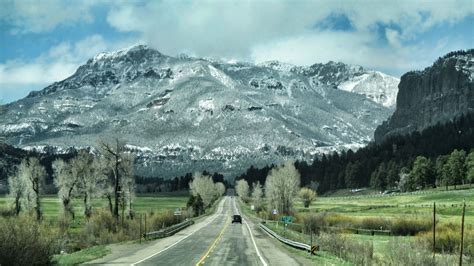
[375,49,474,142]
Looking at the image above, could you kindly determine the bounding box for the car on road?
[232,215,242,224]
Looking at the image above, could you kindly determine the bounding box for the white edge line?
[131,198,225,266]
[233,198,268,266]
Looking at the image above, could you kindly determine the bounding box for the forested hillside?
[238,112,474,194]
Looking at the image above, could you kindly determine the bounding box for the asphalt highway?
[89,196,308,265]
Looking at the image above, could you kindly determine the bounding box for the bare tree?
[189,173,216,208]
[73,150,106,219]
[251,181,263,211]
[235,179,249,201]
[215,182,226,197]
[298,187,317,208]
[20,158,46,221]
[120,153,135,219]
[53,159,77,220]
[8,163,27,215]
[99,139,127,221]
[265,161,300,215]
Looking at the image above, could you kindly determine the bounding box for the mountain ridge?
[1,44,398,178]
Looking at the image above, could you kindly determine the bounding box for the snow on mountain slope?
[0,44,397,178]
[339,71,399,107]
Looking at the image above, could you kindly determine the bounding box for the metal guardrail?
[145,219,194,239]
[259,223,310,251]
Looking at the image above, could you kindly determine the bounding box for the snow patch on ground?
[208,65,235,88]
[198,99,215,111]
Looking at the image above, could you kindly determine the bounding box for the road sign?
[311,245,319,255]
[174,208,182,216]
[251,205,255,211]
[272,209,278,215]
[281,216,293,223]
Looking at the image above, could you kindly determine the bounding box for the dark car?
[232,215,242,224]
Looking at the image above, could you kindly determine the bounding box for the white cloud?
[105,0,473,74]
[385,28,402,48]
[0,0,99,34]
[0,34,137,102]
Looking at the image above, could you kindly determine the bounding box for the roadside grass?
[238,199,353,265]
[241,188,473,264]
[50,194,222,265]
[53,245,109,265]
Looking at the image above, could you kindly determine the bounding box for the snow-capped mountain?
[0,44,398,178]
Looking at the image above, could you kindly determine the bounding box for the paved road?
[89,196,309,265]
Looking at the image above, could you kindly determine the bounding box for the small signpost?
[272,209,278,215]
[251,205,255,211]
[174,208,182,216]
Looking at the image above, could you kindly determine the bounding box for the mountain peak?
[88,43,161,65]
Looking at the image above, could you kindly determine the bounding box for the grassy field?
[296,188,474,225]
[0,192,189,218]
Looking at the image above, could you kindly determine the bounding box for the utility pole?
[433,202,436,262]
[459,200,466,266]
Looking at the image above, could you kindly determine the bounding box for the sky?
[0,0,473,104]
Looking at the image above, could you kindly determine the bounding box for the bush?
[318,232,373,265]
[148,210,179,231]
[71,209,142,250]
[391,217,431,236]
[299,212,329,234]
[358,217,391,230]
[0,215,59,265]
[299,212,432,236]
[419,223,474,258]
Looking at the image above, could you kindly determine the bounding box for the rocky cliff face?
[375,49,474,142]
[0,44,397,178]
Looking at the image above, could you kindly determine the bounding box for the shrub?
[318,232,373,265]
[0,215,59,265]
[390,217,431,236]
[383,238,451,266]
[148,210,178,231]
[419,223,474,258]
[358,217,388,230]
[299,212,329,234]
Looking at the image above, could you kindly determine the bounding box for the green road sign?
[281,216,293,223]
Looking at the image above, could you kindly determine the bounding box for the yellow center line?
[195,216,231,266]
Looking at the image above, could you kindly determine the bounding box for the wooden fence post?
[144,213,147,241]
[459,200,466,266]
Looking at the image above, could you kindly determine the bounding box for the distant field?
[296,188,474,225]
[0,192,190,221]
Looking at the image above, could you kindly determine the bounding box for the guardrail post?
[144,213,147,241]
[140,214,142,244]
